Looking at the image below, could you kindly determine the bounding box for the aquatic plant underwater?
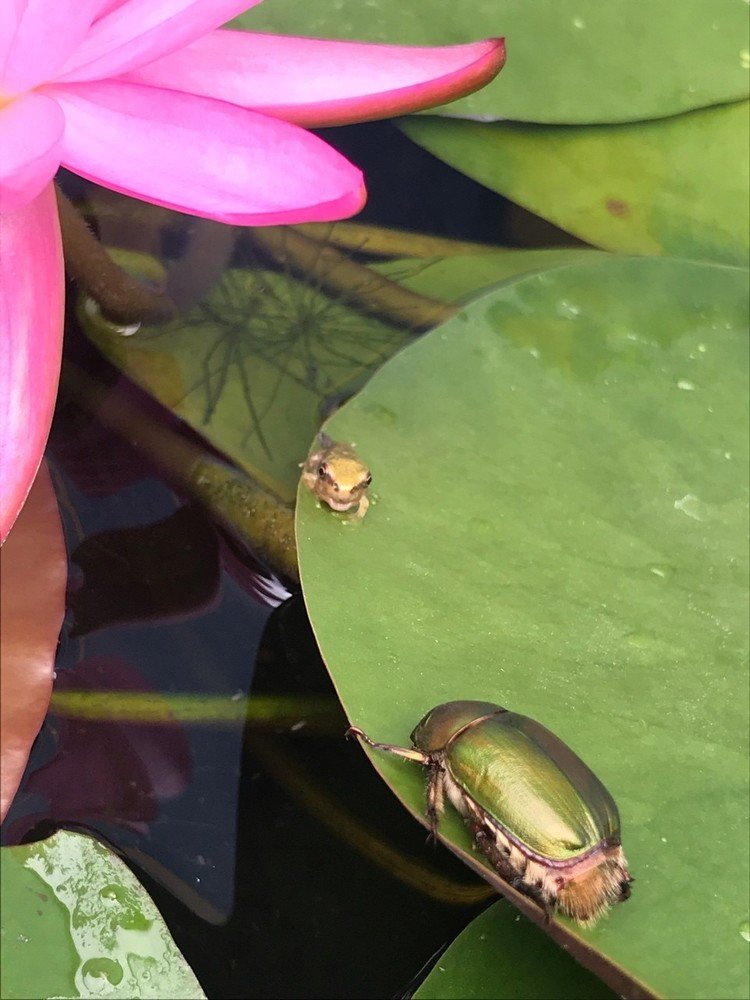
[1,2,748,998]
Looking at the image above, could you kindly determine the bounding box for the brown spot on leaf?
[606,198,630,217]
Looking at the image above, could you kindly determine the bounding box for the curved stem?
[250,225,455,332]
[56,187,177,324]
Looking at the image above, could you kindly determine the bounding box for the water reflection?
[3,385,488,997]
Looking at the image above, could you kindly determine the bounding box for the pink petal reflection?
[126,32,506,127]
[3,655,192,838]
[0,461,66,822]
[54,81,366,224]
[0,183,64,541]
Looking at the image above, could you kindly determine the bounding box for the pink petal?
[0,183,64,544]
[0,93,64,211]
[0,1,23,68]
[52,81,366,224]
[0,460,66,822]
[56,0,264,82]
[0,93,65,212]
[92,0,131,17]
[123,31,507,127]
[0,0,101,94]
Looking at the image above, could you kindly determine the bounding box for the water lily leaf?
[234,0,750,124]
[0,830,205,999]
[373,249,603,304]
[400,102,750,266]
[415,901,615,999]
[296,257,749,998]
[83,266,410,503]
[0,462,66,821]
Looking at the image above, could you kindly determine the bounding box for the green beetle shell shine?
[417,704,621,863]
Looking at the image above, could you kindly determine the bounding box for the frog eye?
[317,464,328,478]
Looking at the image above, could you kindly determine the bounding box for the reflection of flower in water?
[219,533,291,608]
[3,656,192,844]
[50,379,168,497]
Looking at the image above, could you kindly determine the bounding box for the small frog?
[301,433,372,520]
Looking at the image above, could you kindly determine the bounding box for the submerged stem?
[294,221,500,259]
[60,363,299,583]
[56,187,177,324]
[250,226,454,332]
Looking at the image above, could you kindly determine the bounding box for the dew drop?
[648,564,675,580]
[557,299,580,318]
[674,494,705,521]
[82,958,124,990]
[572,16,586,28]
[740,920,750,942]
[99,883,127,905]
[677,379,696,391]
[627,630,662,652]
[740,50,750,69]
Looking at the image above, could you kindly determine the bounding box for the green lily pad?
[234,0,750,124]
[373,249,604,304]
[0,831,205,999]
[83,264,410,503]
[296,256,749,998]
[400,101,750,267]
[415,901,616,999]
[400,102,750,265]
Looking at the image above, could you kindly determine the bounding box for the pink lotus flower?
[0,1,505,543]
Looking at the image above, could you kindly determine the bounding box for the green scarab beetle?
[348,701,633,926]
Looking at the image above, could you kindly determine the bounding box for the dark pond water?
[4,121,574,999]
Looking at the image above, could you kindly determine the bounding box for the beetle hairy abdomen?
[442,766,630,925]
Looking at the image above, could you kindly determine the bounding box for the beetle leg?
[346,727,430,764]
[425,763,445,841]
[618,871,635,902]
[509,876,554,924]
[473,823,516,880]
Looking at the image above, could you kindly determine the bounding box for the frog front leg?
[349,494,369,521]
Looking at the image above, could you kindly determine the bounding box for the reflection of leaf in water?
[90,229,418,501]
[165,257,411,463]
